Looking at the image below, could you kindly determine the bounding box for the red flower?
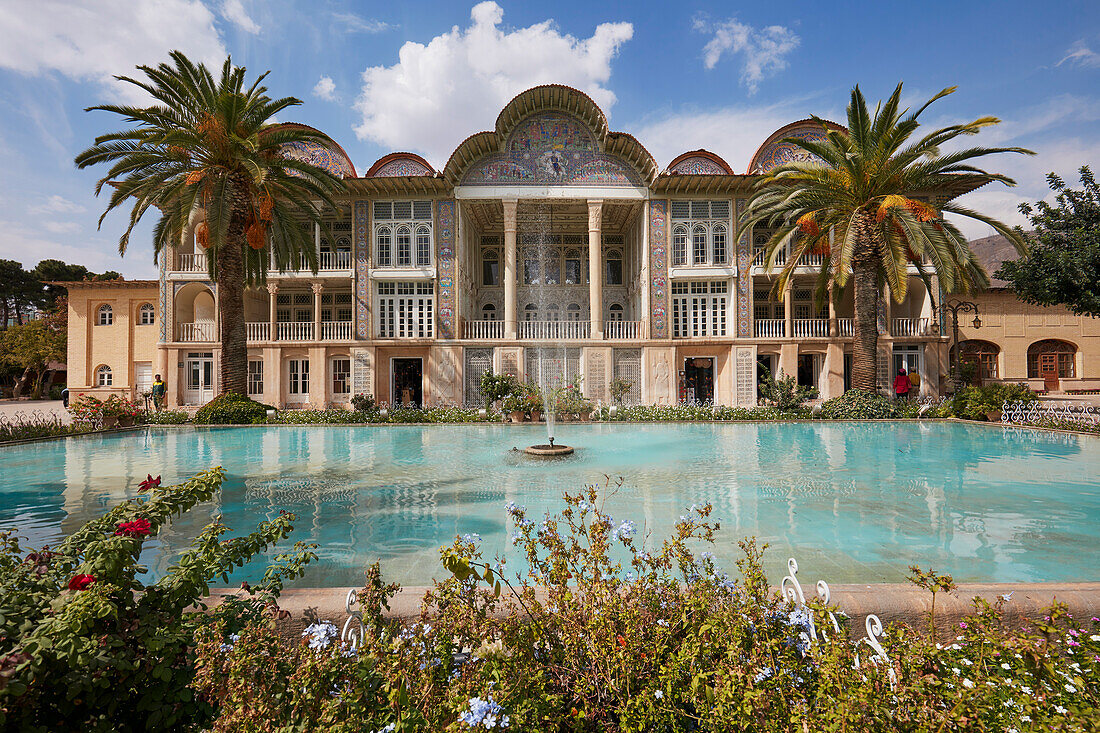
[616,634,626,647]
[138,474,161,492]
[68,574,95,591]
[114,518,152,538]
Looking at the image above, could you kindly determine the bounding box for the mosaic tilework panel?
[736,199,751,337]
[280,140,354,178]
[463,113,639,186]
[751,124,829,173]
[158,257,167,342]
[507,114,596,152]
[649,200,669,339]
[669,156,725,175]
[354,200,370,339]
[436,199,456,338]
[373,158,432,177]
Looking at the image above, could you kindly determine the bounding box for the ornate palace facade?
[66,85,1097,409]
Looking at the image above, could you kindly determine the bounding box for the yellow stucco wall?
[65,283,160,400]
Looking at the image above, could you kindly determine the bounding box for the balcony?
[892,317,934,337]
[838,318,853,337]
[177,253,207,273]
[177,322,215,342]
[246,322,270,341]
[792,318,829,338]
[754,319,785,338]
[464,320,504,339]
[268,251,353,274]
[519,321,590,340]
[276,322,315,341]
[751,250,825,269]
[604,320,642,340]
[320,321,354,340]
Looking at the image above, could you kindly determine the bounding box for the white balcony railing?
[792,318,829,338]
[838,318,853,337]
[321,321,353,340]
[246,322,270,341]
[277,322,314,341]
[177,253,207,272]
[754,319,785,338]
[752,248,825,268]
[520,320,591,340]
[177,322,215,342]
[604,320,642,339]
[318,250,352,271]
[892,317,934,337]
[464,320,504,339]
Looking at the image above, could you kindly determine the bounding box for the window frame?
[331,357,352,395]
[96,365,113,386]
[137,303,155,325]
[97,304,113,326]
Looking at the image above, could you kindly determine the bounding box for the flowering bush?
[143,409,190,425]
[67,394,105,424]
[194,485,1099,731]
[0,467,315,731]
[595,403,804,421]
[0,411,93,443]
[267,405,497,424]
[102,394,142,419]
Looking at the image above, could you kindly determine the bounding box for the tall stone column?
[311,282,324,341]
[588,199,603,339]
[783,282,793,340]
[502,199,518,339]
[267,282,278,341]
[828,287,837,337]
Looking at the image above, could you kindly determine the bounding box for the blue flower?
[302,621,339,651]
[614,520,636,541]
[754,666,774,683]
[458,695,510,729]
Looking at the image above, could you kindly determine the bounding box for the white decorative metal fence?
[1000,400,1099,428]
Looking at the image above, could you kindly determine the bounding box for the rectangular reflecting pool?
[1,422,1097,586]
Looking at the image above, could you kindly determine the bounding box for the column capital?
[587,199,603,231]
[311,282,325,296]
[502,199,518,231]
[266,282,279,295]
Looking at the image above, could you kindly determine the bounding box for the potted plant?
[68,394,105,427]
[577,397,593,422]
[524,386,544,423]
[107,395,142,427]
[480,370,517,420]
[502,393,526,423]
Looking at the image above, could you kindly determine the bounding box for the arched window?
[96,365,112,386]
[546,304,561,322]
[605,248,623,286]
[608,303,624,322]
[712,224,727,265]
[1027,340,1076,379]
[672,226,688,266]
[692,225,708,265]
[138,303,155,325]
[564,249,582,284]
[375,226,392,267]
[482,303,497,321]
[395,226,412,266]
[956,339,1000,381]
[524,304,539,321]
[415,226,431,267]
[97,304,113,326]
[566,303,582,322]
[482,248,499,286]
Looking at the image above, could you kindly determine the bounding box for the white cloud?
[313,75,337,102]
[332,12,391,34]
[353,1,633,165]
[693,15,799,93]
[30,195,87,216]
[0,219,156,279]
[221,0,259,34]
[1056,39,1100,69]
[0,0,227,103]
[43,221,82,234]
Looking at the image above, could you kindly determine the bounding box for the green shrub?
[194,392,272,425]
[0,468,315,731]
[948,383,1038,420]
[479,370,517,408]
[350,393,377,413]
[144,409,190,425]
[819,389,896,419]
[47,384,65,401]
[194,487,1100,731]
[758,368,818,411]
[0,412,93,443]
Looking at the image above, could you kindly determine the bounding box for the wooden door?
[1039,353,1059,391]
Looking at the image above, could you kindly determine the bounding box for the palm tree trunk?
[850,214,880,392]
[216,235,248,396]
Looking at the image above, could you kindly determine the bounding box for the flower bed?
[0,411,94,443]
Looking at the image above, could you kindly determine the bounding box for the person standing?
[151,374,167,411]
[893,367,912,401]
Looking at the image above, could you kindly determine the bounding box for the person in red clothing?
[894,367,912,400]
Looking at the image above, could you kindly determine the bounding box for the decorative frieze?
[436,199,456,338]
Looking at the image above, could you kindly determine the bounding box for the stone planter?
[530,410,542,423]
[510,410,526,423]
[101,415,119,429]
[118,415,135,427]
[578,410,591,422]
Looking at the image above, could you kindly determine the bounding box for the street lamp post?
[944,299,981,387]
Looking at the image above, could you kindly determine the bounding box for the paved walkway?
[0,399,70,424]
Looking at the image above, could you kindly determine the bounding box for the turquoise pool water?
[1,422,1097,586]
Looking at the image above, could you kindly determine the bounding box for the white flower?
[1065,683,1077,693]
[1020,685,1032,694]
[302,621,339,651]
[952,667,960,675]
[1021,716,1031,723]
[1054,705,1067,714]
[654,690,663,699]
[961,658,972,666]
[962,678,974,689]
[1090,635,1100,642]
[1001,663,1011,670]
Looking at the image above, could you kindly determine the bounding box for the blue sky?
[1,0,1097,279]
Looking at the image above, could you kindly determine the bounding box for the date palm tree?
[743,83,1032,392]
[76,51,347,396]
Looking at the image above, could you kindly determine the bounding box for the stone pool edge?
[206,582,1100,640]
